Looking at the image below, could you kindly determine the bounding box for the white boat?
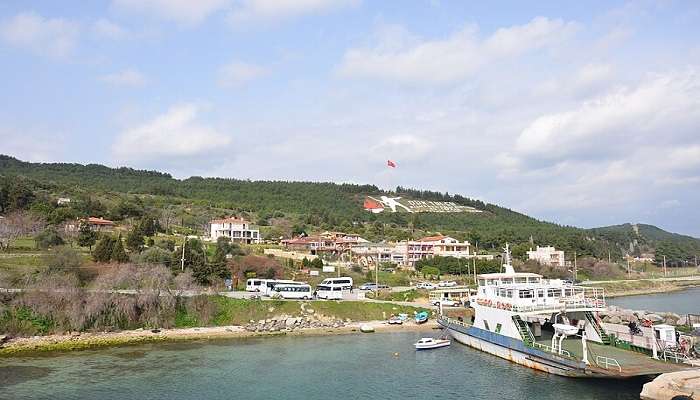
[359,324,375,333]
[438,243,692,378]
[414,337,451,350]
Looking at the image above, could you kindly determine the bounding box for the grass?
[174,297,429,328]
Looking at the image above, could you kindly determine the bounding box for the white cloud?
[99,68,148,87]
[506,69,700,169]
[228,0,358,23]
[112,104,232,162]
[111,0,230,26]
[337,17,578,85]
[0,12,79,58]
[370,135,434,162]
[217,61,267,87]
[93,18,130,39]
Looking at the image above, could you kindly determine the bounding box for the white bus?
[246,279,269,292]
[261,280,307,296]
[272,284,313,300]
[319,277,353,290]
[316,284,344,300]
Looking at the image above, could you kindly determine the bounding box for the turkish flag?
[387,160,397,168]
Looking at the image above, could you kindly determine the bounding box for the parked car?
[415,282,437,290]
[437,281,457,287]
[432,298,459,307]
[388,316,403,325]
[359,283,378,290]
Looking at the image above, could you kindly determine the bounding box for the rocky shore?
[0,319,437,356]
[599,305,688,327]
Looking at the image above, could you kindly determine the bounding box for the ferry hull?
[439,319,607,378]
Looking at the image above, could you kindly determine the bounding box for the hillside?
[1,154,697,263]
[591,223,700,266]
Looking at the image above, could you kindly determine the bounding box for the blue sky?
[1,1,699,236]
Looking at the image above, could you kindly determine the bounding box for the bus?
[272,284,313,300]
[319,277,353,290]
[261,280,307,296]
[316,284,344,300]
[246,279,269,292]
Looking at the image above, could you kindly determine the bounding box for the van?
[246,279,268,292]
[320,277,353,290]
[316,284,344,300]
[272,284,313,300]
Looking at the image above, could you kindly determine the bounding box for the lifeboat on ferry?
[553,323,579,336]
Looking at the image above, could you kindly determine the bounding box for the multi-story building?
[526,246,565,267]
[281,231,369,255]
[209,217,261,244]
[351,235,472,268]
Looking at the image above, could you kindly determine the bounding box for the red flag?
[387,160,397,168]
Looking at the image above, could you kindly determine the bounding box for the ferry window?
[483,320,491,331]
[478,279,486,286]
[507,289,513,298]
[501,278,513,284]
[528,278,540,284]
[514,277,527,284]
[537,289,545,298]
[519,290,534,298]
[495,323,502,333]
[547,289,561,297]
[564,289,573,297]
[487,279,498,286]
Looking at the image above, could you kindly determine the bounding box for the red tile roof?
[86,217,114,226]
[418,235,446,242]
[210,217,250,224]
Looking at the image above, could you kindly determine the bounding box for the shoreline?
[0,320,439,357]
[601,281,700,298]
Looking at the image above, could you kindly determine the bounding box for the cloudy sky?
[1,1,699,236]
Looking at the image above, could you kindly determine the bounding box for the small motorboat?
[414,337,451,350]
[360,324,375,333]
[415,311,429,324]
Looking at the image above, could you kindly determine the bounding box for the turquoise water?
[1,332,646,400]
[608,287,700,314]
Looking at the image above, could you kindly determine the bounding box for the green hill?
[1,154,698,263]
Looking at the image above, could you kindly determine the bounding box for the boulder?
[285,318,297,327]
[608,315,622,324]
[645,314,664,323]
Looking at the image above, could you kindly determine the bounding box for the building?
[64,217,115,232]
[350,235,473,269]
[209,217,260,244]
[526,246,565,267]
[281,232,368,255]
[56,197,71,205]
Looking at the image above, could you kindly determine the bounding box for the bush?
[45,246,83,273]
[35,227,65,249]
[138,247,173,267]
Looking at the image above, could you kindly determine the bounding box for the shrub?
[35,227,65,249]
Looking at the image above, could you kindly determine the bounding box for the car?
[432,298,459,307]
[437,281,457,287]
[388,316,403,325]
[359,283,378,290]
[415,282,437,290]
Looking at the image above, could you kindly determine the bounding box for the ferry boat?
[439,244,692,378]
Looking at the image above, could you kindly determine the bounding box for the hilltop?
[1,154,698,263]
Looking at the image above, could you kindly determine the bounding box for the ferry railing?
[533,342,571,357]
[511,300,606,314]
[662,349,691,364]
[594,355,622,372]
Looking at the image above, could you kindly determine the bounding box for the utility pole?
[663,255,667,277]
[180,236,187,271]
[627,258,631,278]
[608,251,611,264]
[573,252,577,281]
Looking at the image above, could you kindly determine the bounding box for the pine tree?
[125,227,144,253]
[111,234,129,263]
[93,235,115,263]
[77,222,97,251]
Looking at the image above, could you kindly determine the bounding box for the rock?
[268,307,275,313]
[608,315,622,324]
[646,314,663,323]
[285,318,297,327]
[678,315,688,326]
[307,309,314,314]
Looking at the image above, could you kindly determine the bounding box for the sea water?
[0,332,646,400]
[608,287,700,314]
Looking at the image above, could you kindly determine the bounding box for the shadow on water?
[0,366,52,388]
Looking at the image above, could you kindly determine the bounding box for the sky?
[1,1,699,237]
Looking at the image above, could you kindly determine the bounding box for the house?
[57,197,71,205]
[350,235,472,268]
[64,217,115,232]
[210,217,260,244]
[281,232,369,255]
[527,246,565,267]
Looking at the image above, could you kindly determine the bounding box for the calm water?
[608,287,700,314]
[0,332,646,400]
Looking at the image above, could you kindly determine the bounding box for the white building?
[210,217,260,244]
[351,235,473,268]
[526,246,565,267]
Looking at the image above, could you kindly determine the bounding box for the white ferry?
[439,245,691,378]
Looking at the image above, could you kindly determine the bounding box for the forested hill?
[1,154,697,263]
[591,223,700,265]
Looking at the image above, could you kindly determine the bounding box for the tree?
[138,247,173,267]
[111,234,129,263]
[45,246,83,273]
[77,222,97,251]
[35,227,65,249]
[93,235,116,263]
[0,210,45,251]
[421,266,440,279]
[311,257,324,269]
[137,216,158,237]
[125,226,145,253]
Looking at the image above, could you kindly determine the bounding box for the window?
[501,278,513,284]
[537,289,545,298]
[519,290,534,298]
[495,323,502,333]
[483,320,491,331]
[507,289,514,298]
[514,277,527,284]
[478,279,486,286]
[547,289,561,297]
